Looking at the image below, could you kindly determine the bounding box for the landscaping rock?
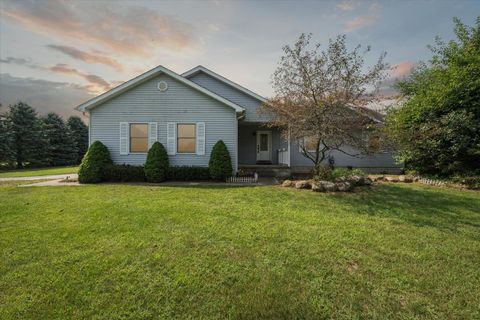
[369,175,384,182]
[282,179,294,187]
[363,177,373,185]
[336,181,353,191]
[349,175,365,186]
[295,180,311,189]
[311,181,325,192]
[312,180,337,192]
[385,176,399,182]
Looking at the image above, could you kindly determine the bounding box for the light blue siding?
[289,140,402,173]
[187,72,269,122]
[89,73,237,171]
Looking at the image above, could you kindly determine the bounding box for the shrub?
[144,142,169,182]
[331,167,366,180]
[78,141,112,183]
[313,164,333,181]
[451,176,480,190]
[167,166,211,181]
[104,165,145,182]
[208,140,232,181]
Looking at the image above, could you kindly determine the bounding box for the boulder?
[336,181,353,191]
[363,177,373,185]
[295,180,311,189]
[348,175,365,186]
[282,180,294,187]
[369,175,384,182]
[312,180,337,192]
[385,176,399,182]
[311,181,325,192]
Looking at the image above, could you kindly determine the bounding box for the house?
[75,65,401,176]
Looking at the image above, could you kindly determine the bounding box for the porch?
[237,123,290,167]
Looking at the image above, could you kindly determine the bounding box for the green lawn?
[0,166,78,178]
[1,183,479,319]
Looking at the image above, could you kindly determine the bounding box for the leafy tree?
[78,141,112,183]
[5,102,47,168]
[144,142,169,182]
[261,33,387,174]
[209,140,232,180]
[43,113,78,166]
[67,116,89,164]
[384,17,480,176]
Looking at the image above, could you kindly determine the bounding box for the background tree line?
[0,102,88,169]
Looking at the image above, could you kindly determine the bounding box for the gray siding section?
[238,125,287,165]
[289,140,402,172]
[89,74,237,171]
[187,72,269,122]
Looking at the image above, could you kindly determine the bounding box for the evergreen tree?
[67,116,89,164]
[6,102,47,168]
[208,140,232,180]
[43,112,77,166]
[0,111,14,166]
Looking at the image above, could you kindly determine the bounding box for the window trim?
[176,123,197,154]
[129,122,149,154]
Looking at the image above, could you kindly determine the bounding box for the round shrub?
[144,142,169,182]
[208,140,232,181]
[78,141,113,183]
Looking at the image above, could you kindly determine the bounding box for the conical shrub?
[208,140,232,181]
[144,142,169,182]
[78,141,112,183]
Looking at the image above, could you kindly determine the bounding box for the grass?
[0,183,479,319]
[0,166,78,178]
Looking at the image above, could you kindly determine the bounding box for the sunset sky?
[1,0,479,118]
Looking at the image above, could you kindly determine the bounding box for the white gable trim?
[75,65,245,113]
[182,65,267,103]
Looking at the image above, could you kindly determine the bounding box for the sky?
[0,0,479,119]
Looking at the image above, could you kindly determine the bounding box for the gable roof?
[75,65,245,113]
[182,65,267,103]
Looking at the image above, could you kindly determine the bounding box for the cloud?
[0,73,92,119]
[47,45,124,71]
[2,0,195,57]
[337,1,357,11]
[49,64,113,94]
[345,3,381,32]
[0,57,29,65]
[390,61,414,78]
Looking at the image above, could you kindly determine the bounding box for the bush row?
[78,140,232,183]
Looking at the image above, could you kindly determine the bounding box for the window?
[130,123,148,153]
[177,124,196,153]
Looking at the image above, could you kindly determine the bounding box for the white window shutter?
[166,122,176,155]
[196,122,205,155]
[148,122,158,149]
[119,122,129,155]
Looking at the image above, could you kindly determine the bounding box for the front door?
[256,131,272,162]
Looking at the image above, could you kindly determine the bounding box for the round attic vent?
[157,81,168,92]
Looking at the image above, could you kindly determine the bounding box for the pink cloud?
[49,64,113,94]
[2,0,195,57]
[47,45,124,72]
[390,61,414,78]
